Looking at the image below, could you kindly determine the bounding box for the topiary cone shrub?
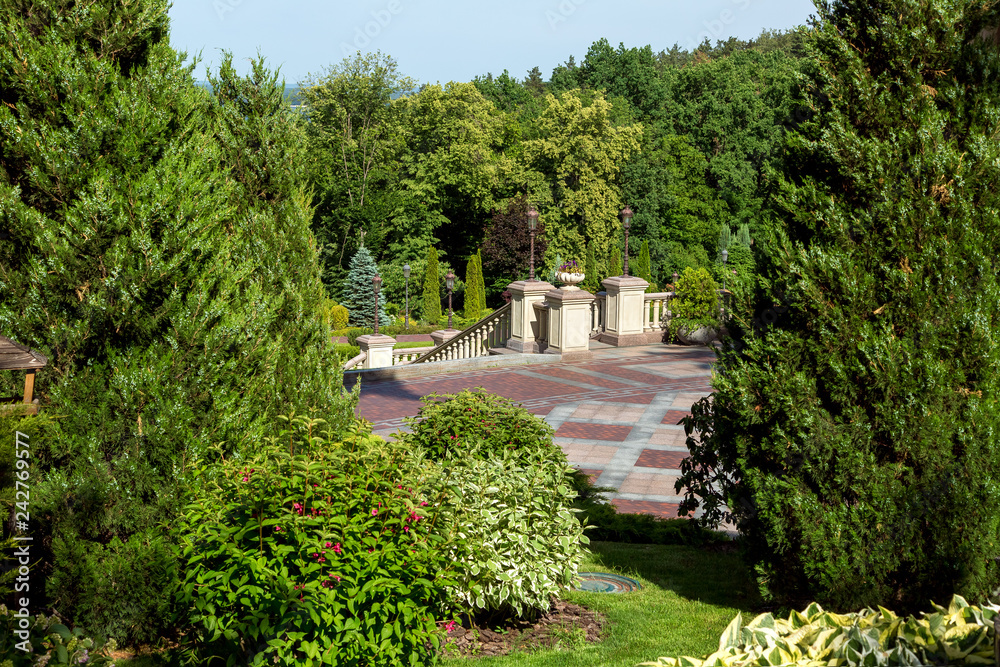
[668,267,719,340]
[676,1,1000,612]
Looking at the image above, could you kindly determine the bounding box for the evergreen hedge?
[422,247,442,323]
[0,3,355,643]
[677,0,1000,611]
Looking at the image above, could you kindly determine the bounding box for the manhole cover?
[574,572,642,593]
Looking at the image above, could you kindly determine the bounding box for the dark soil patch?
[440,598,606,658]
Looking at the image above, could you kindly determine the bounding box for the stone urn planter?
[676,325,718,345]
[556,272,586,289]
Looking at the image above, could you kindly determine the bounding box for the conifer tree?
[635,239,654,290]
[422,247,441,323]
[0,3,355,643]
[735,223,752,247]
[678,0,1000,611]
[340,244,390,328]
[464,252,485,320]
[476,250,487,312]
[608,248,622,277]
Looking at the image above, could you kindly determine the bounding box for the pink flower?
[242,476,249,482]
[403,526,409,532]
[420,501,429,507]
[333,543,342,554]
[324,542,332,548]
[318,557,326,563]
[371,508,378,516]
[445,620,457,633]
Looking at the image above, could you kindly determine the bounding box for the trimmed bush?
[330,304,350,331]
[668,267,719,338]
[422,247,441,323]
[402,389,562,464]
[172,417,456,667]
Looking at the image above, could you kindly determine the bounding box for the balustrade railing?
[590,292,606,338]
[343,351,367,370]
[532,301,550,346]
[411,303,512,365]
[392,347,434,366]
[644,292,674,332]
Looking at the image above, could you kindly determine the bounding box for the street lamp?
[445,271,456,329]
[621,206,633,277]
[526,205,539,281]
[403,263,411,329]
[372,274,382,336]
[721,249,729,292]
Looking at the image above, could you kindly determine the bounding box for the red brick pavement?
[635,449,688,469]
[661,410,692,425]
[555,422,632,441]
[576,468,604,485]
[595,392,658,404]
[611,499,680,519]
[528,366,634,390]
[589,364,679,385]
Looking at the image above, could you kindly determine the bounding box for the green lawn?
[441,541,758,667]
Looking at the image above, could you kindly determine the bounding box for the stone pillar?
[357,333,397,369]
[600,275,653,346]
[543,287,595,361]
[506,279,555,353]
[429,328,461,347]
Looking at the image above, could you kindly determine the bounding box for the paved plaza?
[351,342,716,519]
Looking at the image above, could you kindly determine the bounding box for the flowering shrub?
[402,389,560,465]
[557,259,581,273]
[403,390,589,618]
[172,417,457,667]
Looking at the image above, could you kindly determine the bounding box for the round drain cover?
[574,572,642,593]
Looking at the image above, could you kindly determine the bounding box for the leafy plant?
[668,267,719,338]
[464,251,485,321]
[172,417,456,667]
[330,305,350,331]
[422,247,442,323]
[0,606,117,667]
[641,595,1000,667]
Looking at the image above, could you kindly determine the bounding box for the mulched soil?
[440,598,606,658]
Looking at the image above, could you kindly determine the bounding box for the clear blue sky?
[168,0,818,85]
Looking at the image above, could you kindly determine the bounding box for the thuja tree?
[340,244,390,328]
[0,2,355,644]
[677,0,1000,611]
[422,246,441,323]
[464,251,485,320]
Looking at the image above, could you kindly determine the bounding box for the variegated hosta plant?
[641,595,1000,667]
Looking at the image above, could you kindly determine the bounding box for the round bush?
[172,417,456,667]
[402,388,561,464]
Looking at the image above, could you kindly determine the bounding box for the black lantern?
[445,271,456,329]
[372,274,382,335]
[403,263,411,329]
[620,206,633,277]
[526,205,539,281]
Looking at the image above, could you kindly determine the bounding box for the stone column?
[543,287,595,361]
[429,328,461,347]
[357,334,397,369]
[600,275,655,346]
[506,279,555,353]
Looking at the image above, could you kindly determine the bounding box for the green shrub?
[641,595,1000,667]
[403,389,588,619]
[0,606,117,667]
[422,248,442,324]
[172,417,456,667]
[668,267,719,338]
[333,344,360,360]
[341,327,372,346]
[430,454,588,619]
[402,389,561,464]
[330,304,350,331]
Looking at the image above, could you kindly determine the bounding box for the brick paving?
[356,342,717,521]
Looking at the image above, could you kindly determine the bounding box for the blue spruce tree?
[342,244,390,328]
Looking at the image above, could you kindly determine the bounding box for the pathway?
[351,343,715,519]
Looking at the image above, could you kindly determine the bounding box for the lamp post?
[621,206,633,276]
[526,205,539,281]
[403,263,411,329]
[372,274,382,336]
[445,271,455,329]
[721,249,728,292]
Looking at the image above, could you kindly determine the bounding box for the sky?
[167,0,819,86]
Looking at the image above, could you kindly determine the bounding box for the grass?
[441,541,759,667]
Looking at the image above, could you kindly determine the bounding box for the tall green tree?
[0,4,353,643]
[463,252,485,320]
[421,247,441,323]
[635,239,654,290]
[608,248,622,278]
[299,51,415,290]
[678,0,1000,611]
[581,242,600,292]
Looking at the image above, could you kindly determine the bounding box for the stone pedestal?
[506,279,555,353]
[600,275,654,347]
[357,334,397,369]
[543,287,595,361]
[430,329,461,347]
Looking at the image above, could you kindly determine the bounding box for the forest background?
[299,30,806,317]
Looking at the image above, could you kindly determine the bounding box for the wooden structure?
[0,336,47,415]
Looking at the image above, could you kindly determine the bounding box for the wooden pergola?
[0,336,47,413]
